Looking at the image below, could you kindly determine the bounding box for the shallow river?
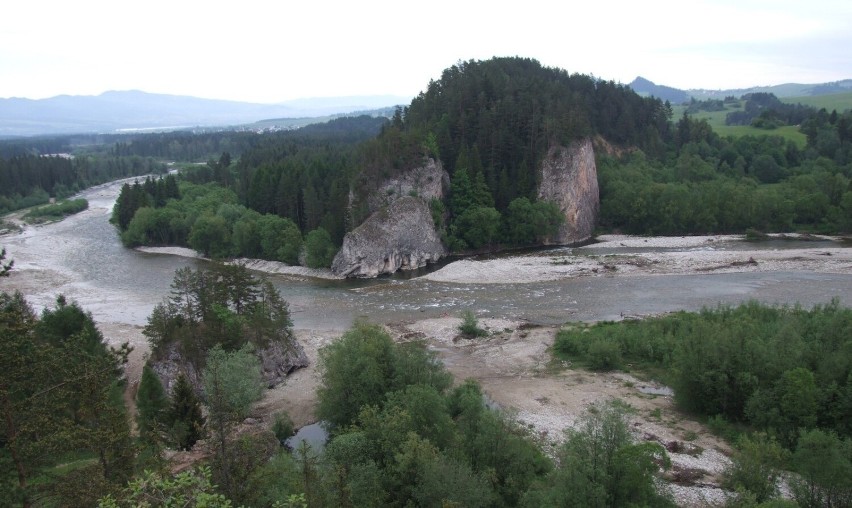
[3,179,851,331]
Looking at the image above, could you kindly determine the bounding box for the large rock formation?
[537,138,599,244]
[366,158,449,213]
[150,337,309,394]
[332,196,447,278]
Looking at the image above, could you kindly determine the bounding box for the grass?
[673,102,808,147]
[782,91,852,112]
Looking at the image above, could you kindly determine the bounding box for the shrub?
[587,339,622,371]
[458,310,487,338]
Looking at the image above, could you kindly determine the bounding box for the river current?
[3,179,851,331]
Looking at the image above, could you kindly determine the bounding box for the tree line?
[0,153,166,215]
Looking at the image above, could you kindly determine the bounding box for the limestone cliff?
[537,138,599,244]
[150,337,309,394]
[366,158,449,213]
[332,196,447,278]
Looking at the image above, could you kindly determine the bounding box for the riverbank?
[252,317,734,507]
[420,233,852,284]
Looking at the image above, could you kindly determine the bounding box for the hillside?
[0,91,409,137]
[630,77,852,104]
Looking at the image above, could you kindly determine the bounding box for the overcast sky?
[2,0,850,103]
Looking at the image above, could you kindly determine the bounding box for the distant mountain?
[687,79,852,100]
[628,77,690,104]
[629,76,852,104]
[0,91,411,137]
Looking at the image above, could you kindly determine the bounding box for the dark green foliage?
[0,152,165,216]
[0,248,12,276]
[458,310,487,338]
[723,433,789,504]
[316,322,452,429]
[522,401,674,508]
[272,412,295,445]
[22,198,88,221]
[1,291,134,506]
[303,227,338,268]
[202,344,264,499]
[554,300,852,449]
[317,324,552,507]
[790,429,852,508]
[167,374,205,451]
[502,197,563,245]
[136,365,169,444]
[143,264,294,364]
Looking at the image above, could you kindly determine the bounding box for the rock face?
[367,158,449,213]
[332,196,447,278]
[537,138,599,244]
[150,338,309,394]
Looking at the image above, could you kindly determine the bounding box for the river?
[2,179,851,333]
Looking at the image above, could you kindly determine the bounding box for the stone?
[537,138,599,244]
[332,196,447,278]
[366,158,449,213]
[149,337,309,395]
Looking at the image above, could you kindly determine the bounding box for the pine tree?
[136,365,169,444]
[168,374,205,451]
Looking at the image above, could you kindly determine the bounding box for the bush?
[458,310,487,338]
[272,412,295,445]
[587,339,622,370]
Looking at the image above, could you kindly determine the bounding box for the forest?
[4,57,850,266]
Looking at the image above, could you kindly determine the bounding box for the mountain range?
[629,76,852,104]
[0,91,410,137]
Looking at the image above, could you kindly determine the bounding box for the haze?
[2,0,850,103]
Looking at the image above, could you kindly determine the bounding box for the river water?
[3,179,851,331]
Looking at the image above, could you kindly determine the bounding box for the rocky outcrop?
[366,158,449,213]
[537,138,599,244]
[332,196,447,278]
[150,337,309,394]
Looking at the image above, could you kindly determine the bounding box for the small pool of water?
[285,421,329,451]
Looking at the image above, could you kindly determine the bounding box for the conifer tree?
[136,365,169,444]
[168,374,205,451]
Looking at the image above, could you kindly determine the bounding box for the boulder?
[332,196,447,278]
[150,337,309,394]
[537,138,599,244]
[367,158,449,213]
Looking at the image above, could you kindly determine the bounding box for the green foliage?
[1,291,134,506]
[22,198,88,222]
[168,373,205,451]
[98,466,232,508]
[458,310,487,338]
[316,321,452,429]
[790,429,852,508]
[202,343,264,499]
[136,365,169,444]
[0,247,12,276]
[144,264,294,365]
[272,412,296,445]
[523,400,674,507]
[724,433,789,504]
[554,300,852,449]
[303,227,337,268]
[503,197,564,246]
[203,344,263,424]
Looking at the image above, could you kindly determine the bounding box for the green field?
[673,102,807,147]
[782,91,852,112]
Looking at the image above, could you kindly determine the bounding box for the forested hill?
[359,57,672,210]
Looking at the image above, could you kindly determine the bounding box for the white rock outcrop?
[537,138,599,244]
[332,196,447,278]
